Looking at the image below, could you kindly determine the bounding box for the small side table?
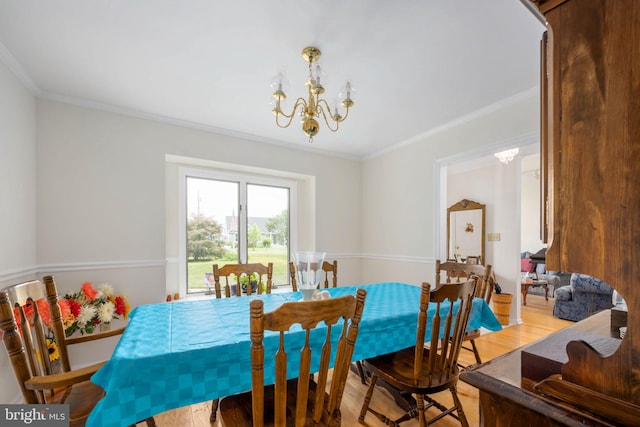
[521,278,549,306]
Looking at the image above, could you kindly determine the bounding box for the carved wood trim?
[534,376,640,426]
[530,0,567,14]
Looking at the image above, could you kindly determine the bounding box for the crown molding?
[1,38,537,165]
[439,130,539,174]
[0,39,358,163]
[38,91,361,162]
[0,41,39,94]
[365,86,539,161]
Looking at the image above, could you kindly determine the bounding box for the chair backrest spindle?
[413,280,477,386]
[213,263,273,298]
[249,288,366,426]
[289,259,338,291]
[435,260,493,303]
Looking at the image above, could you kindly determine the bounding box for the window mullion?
[238,180,248,263]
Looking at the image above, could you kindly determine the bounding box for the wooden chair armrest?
[24,361,106,390]
[65,326,125,345]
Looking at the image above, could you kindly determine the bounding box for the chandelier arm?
[317,104,340,133]
[274,98,307,129]
[337,104,350,123]
[317,98,350,123]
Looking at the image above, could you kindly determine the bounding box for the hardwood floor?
[147,294,572,426]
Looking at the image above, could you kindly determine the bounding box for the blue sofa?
[521,250,571,297]
[552,273,614,321]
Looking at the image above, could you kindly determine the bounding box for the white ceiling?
[0,1,545,160]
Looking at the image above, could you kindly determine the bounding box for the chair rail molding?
[0,265,39,284]
[361,253,432,264]
[0,259,166,284]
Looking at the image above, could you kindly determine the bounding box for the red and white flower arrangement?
[62,282,130,336]
[9,281,131,361]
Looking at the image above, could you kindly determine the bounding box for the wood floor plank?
[145,294,572,426]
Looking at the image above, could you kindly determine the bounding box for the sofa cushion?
[554,286,572,301]
[521,258,535,273]
[570,273,614,295]
[530,248,546,261]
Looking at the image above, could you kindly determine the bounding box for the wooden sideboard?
[460,309,632,426]
[461,0,640,425]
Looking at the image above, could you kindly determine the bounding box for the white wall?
[2,95,363,404]
[0,60,37,403]
[0,35,543,406]
[521,153,544,253]
[0,62,36,281]
[361,92,540,300]
[448,160,522,323]
[35,99,363,303]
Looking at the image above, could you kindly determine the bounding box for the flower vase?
[100,322,111,332]
[293,251,326,301]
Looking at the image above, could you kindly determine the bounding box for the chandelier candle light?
[271,46,354,143]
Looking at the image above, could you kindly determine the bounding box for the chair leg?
[355,360,367,384]
[210,398,219,422]
[416,394,426,427]
[470,339,482,365]
[128,417,155,427]
[450,385,469,427]
[358,373,377,423]
[359,374,413,426]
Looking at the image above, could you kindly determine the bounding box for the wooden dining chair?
[289,259,338,291]
[213,262,273,297]
[359,279,476,427]
[0,276,154,427]
[465,256,481,265]
[208,262,273,421]
[436,260,493,304]
[290,259,368,385]
[435,260,493,365]
[218,288,367,427]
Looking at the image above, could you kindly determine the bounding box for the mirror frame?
[447,199,486,264]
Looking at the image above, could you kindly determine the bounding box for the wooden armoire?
[460,1,640,425]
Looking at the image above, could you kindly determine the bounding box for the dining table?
[86,282,502,427]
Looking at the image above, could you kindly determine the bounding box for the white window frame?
[178,166,298,295]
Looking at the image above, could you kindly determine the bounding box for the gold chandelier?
[271,46,354,143]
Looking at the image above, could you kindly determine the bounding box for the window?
[179,168,296,294]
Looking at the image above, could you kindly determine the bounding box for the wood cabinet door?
[541,0,640,406]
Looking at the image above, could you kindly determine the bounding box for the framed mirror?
[447,199,485,264]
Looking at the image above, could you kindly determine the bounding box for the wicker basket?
[492,293,513,325]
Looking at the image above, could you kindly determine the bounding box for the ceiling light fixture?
[270,46,354,143]
[494,148,520,164]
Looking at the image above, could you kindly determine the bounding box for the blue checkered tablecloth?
[87,282,501,427]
